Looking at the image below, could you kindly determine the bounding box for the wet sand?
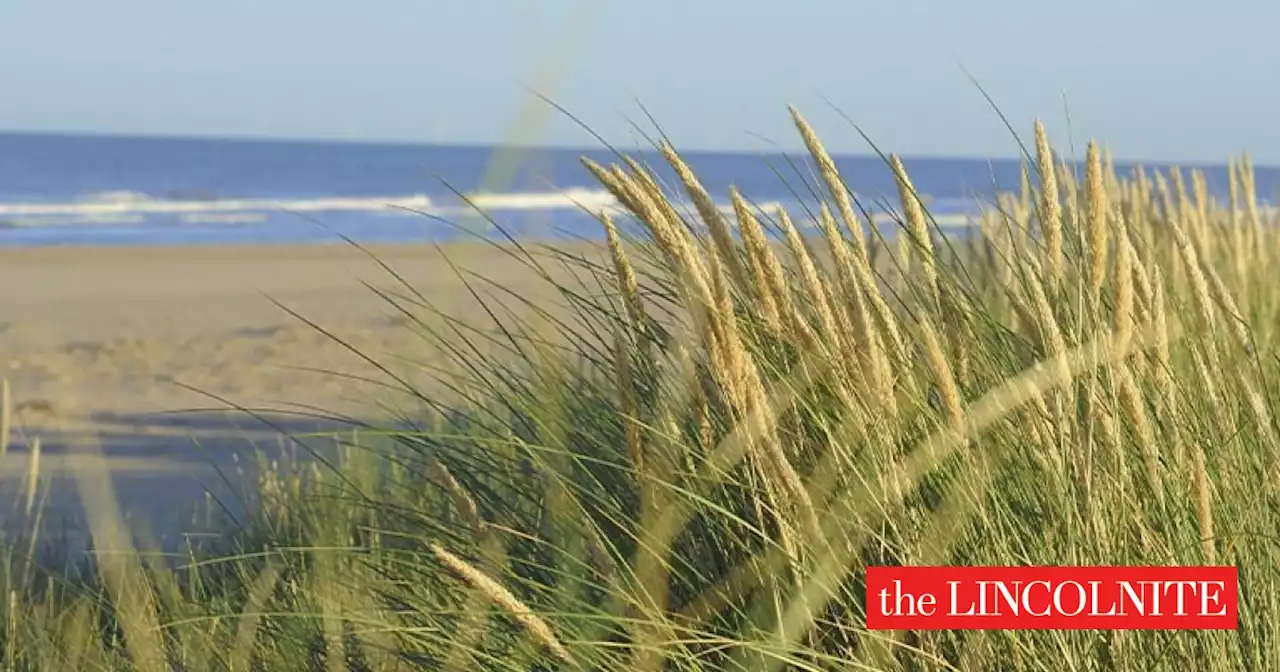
[0,241,609,541]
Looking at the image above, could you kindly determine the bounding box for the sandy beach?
[0,241,605,537]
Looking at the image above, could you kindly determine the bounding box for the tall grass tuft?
[2,107,1280,670]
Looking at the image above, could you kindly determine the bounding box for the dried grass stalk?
[430,544,574,664]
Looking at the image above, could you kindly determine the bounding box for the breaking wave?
[0,188,977,236]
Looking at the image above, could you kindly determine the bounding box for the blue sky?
[0,1,1274,162]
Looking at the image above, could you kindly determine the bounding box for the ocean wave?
[0,214,148,228]
[0,187,978,230]
[77,190,155,204]
[453,188,617,212]
[0,188,625,224]
[179,213,269,225]
[0,193,436,219]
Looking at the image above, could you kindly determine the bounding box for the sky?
[0,0,1275,162]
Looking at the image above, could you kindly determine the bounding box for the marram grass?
[3,107,1280,670]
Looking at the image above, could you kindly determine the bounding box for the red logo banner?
[865,566,1238,630]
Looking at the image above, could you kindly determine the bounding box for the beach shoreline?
[1,241,606,537]
[3,238,615,423]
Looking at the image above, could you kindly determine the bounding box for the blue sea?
[1,132,1275,247]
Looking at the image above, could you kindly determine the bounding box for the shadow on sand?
[1,408,381,561]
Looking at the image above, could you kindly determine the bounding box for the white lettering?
[1054,581,1087,617]
[1199,581,1227,617]
[1022,580,1051,617]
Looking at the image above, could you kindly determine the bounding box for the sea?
[4,132,1276,248]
